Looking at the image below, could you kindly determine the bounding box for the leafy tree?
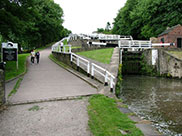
[0,0,70,51]
[112,0,182,39]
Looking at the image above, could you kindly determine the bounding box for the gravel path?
[0,99,91,136]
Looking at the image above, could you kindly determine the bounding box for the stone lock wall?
[0,69,5,105]
[158,50,182,78]
[143,49,182,78]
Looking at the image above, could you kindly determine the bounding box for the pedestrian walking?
[30,50,35,64]
[35,51,40,64]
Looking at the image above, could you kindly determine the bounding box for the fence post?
[77,57,79,70]
[104,71,108,86]
[139,41,141,48]
[70,53,73,65]
[110,77,114,92]
[69,45,72,53]
[87,62,90,77]
[129,41,131,47]
[149,41,152,48]
[63,46,65,53]
[91,64,94,79]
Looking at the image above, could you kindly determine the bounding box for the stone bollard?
[0,69,5,105]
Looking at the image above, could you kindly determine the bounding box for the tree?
[112,0,182,39]
[0,0,70,50]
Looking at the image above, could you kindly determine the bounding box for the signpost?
[1,42,18,69]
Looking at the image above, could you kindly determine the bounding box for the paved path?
[8,48,97,104]
[0,99,91,136]
[1,48,97,136]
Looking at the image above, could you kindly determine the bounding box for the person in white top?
[30,50,35,64]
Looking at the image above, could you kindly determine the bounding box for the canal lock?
[122,51,143,75]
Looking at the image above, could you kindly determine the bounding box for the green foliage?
[115,64,122,97]
[77,48,114,64]
[96,22,112,34]
[63,39,68,45]
[140,54,158,76]
[88,94,144,136]
[0,0,71,51]
[112,0,182,39]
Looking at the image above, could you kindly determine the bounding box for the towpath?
[0,48,97,136]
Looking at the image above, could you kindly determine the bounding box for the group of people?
[30,50,40,64]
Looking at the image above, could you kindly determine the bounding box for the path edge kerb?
[7,94,93,106]
[48,54,99,90]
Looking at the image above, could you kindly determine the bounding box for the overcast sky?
[54,0,127,34]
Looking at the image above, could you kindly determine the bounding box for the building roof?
[158,24,182,37]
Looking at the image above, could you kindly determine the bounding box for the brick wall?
[158,25,182,48]
[0,69,5,105]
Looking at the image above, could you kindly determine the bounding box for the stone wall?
[158,50,182,78]
[69,39,89,48]
[143,49,182,78]
[52,52,88,76]
[0,69,5,105]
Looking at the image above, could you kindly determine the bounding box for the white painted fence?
[91,63,115,91]
[119,39,173,49]
[52,42,72,54]
[70,53,115,91]
[71,53,90,75]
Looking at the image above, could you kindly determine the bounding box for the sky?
[54,0,127,34]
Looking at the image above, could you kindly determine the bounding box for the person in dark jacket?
[35,51,40,64]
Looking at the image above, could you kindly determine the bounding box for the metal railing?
[71,53,90,75]
[91,63,115,91]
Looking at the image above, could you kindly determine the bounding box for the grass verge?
[88,94,143,136]
[8,78,23,97]
[5,54,29,81]
[77,48,114,64]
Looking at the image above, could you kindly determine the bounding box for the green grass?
[167,51,182,59]
[88,95,143,136]
[28,105,42,111]
[5,54,29,81]
[77,48,114,64]
[8,78,23,97]
[64,45,81,52]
